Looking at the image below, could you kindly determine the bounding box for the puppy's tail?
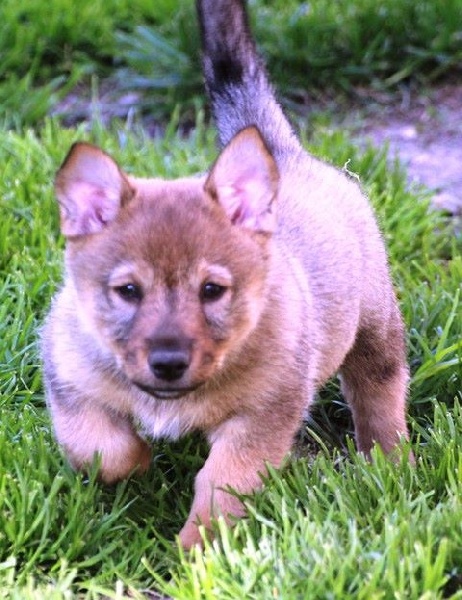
[196,0,301,160]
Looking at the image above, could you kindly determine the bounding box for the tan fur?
[42,1,412,549]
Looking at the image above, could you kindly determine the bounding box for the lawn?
[1,0,461,598]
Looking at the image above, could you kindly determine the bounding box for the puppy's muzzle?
[148,343,191,382]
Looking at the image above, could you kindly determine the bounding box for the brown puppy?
[42,0,411,549]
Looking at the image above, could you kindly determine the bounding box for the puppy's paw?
[178,519,206,550]
[97,435,152,484]
[54,402,153,484]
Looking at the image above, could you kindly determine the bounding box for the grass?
[1,0,461,125]
[1,0,461,596]
[0,115,461,597]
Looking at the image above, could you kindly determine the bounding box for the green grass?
[0,116,461,597]
[1,0,461,125]
[114,0,462,119]
[0,0,165,126]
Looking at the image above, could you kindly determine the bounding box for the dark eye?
[114,283,142,302]
[200,282,227,302]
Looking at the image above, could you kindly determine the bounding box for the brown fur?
[42,0,412,549]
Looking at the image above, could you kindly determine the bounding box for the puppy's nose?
[148,347,190,382]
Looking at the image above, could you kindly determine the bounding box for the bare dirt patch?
[342,82,462,217]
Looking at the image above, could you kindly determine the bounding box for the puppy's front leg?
[48,394,151,484]
[179,414,297,549]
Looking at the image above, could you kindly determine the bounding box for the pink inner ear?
[60,180,121,237]
[205,126,279,233]
[219,172,276,233]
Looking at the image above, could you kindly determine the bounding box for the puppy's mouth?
[134,382,200,400]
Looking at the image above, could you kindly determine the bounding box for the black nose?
[148,347,190,382]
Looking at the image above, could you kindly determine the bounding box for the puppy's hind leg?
[339,312,411,459]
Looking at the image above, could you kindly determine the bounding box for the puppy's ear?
[204,127,279,234]
[54,143,134,237]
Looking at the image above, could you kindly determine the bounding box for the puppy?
[42,0,411,549]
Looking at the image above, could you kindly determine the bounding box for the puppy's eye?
[200,282,227,302]
[113,283,142,302]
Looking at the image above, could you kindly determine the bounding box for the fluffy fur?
[41,0,411,549]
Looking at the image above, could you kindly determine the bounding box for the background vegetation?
[1,0,461,125]
[0,0,461,597]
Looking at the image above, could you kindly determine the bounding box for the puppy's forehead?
[130,175,206,202]
[124,177,221,237]
[99,176,246,288]
[114,178,233,255]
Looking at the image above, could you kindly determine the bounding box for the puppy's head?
[55,127,279,399]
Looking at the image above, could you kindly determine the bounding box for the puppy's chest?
[133,398,186,440]
[131,390,222,440]
[131,388,231,441]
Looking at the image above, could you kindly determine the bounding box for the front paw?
[99,436,152,483]
[178,519,205,550]
[63,426,152,484]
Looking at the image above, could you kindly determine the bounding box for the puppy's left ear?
[204,127,279,234]
[55,143,135,238]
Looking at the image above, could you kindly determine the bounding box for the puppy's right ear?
[54,143,134,237]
